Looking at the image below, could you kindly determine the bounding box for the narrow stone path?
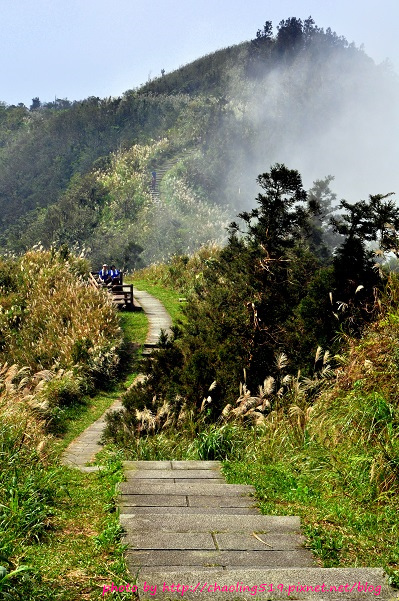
[120,461,394,600]
[60,288,394,599]
[61,289,172,470]
[134,289,172,352]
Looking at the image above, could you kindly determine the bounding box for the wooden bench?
[110,283,134,310]
[90,272,134,310]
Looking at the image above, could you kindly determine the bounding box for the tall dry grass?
[0,249,122,378]
[0,248,126,595]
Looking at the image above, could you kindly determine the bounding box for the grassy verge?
[119,310,148,347]
[53,309,149,454]
[2,308,149,600]
[52,390,123,454]
[16,457,133,601]
[222,448,399,584]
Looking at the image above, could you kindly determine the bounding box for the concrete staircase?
[150,149,196,202]
[150,157,178,202]
[119,461,395,599]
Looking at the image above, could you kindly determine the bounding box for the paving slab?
[126,549,314,568]
[125,532,216,550]
[119,506,259,515]
[173,478,225,484]
[119,514,301,533]
[124,532,306,552]
[119,494,255,507]
[125,469,222,479]
[119,482,255,495]
[123,477,225,485]
[119,494,188,507]
[119,494,254,508]
[215,533,306,551]
[133,289,172,343]
[78,466,101,473]
[123,460,221,470]
[171,461,222,469]
[123,460,172,470]
[136,568,394,600]
[187,495,254,507]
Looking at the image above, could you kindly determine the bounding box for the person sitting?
[98,264,112,284]
[109,265,121,285]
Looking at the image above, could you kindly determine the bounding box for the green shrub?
[0,379,58,597]
[41,375,82,409]
[192,424,245,460]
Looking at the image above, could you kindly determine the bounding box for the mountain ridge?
[0,16,397,268]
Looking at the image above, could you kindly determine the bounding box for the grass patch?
[12,455,132,601]
[53,390,122,454]
[221,435,399,582]
[118,424,246,462]
[118,309,149,387]
[119,310,148,351]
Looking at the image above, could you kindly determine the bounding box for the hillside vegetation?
[0,248,131,598]
[105,242,399,584]
[1,15,399,595]
[105,163,399,434]
[102,160,399,582]
[0,17,396,269]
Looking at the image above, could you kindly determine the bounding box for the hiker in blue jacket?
[109,265,121,285]
[98,264,111,284]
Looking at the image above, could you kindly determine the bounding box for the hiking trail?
[61,290,394,599]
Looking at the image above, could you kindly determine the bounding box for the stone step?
[124,532,306,551]
[120,513,301,533]
[123,478,225,485]
[135,568,394,599]
[117,461,394,601]
[127,548,313,569]
[172,460,222,470]
[119,482,254,495]
[119,494,255,508]
[150,152,196,196]
[124,469,222,480]
[123,460,221,470]
[119,506,259,515]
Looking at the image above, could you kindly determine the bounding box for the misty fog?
[220,40,399,212]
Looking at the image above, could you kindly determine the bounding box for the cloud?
[222,41,399,209]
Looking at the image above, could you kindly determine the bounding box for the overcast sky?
[0,0,398,107]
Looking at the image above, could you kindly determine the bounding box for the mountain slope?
[0,17,397,268]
